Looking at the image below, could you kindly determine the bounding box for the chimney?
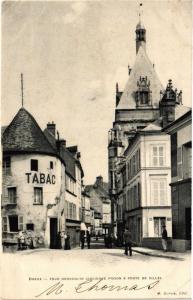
[47,121,56,137]
[56,139,66,153]
[59,139,66,148]
[96,176,103,188]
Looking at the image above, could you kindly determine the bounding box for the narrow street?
[2,238,191,299]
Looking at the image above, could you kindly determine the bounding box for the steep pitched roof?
[117,46,163,109]
[2,108,57,156]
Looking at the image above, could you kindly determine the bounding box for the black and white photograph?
[1,0,192,299]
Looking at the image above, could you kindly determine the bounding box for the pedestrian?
[80,231,85,249]
[18,231,26,250]
[123,228,132,256]
[65,232,71,250]
[57,231,62,249]
[161,225,168,252]
[86,230,91,249]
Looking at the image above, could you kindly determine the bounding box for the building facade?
[108,18,189,249]
[85,176,111,236]
[2,108,84,251]
[164,110,192,251]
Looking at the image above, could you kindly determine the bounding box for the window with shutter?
[8,187,17,204]
[154,217,166,237]
[152,146,165,167]
[151,179,167,206]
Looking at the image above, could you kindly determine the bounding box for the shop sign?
[25,172,56,184]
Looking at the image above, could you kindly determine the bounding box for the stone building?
[108,18,189,248]
[2,107,84,250]
[81,190,91,230]
[85,176,111,235]
[163,110,192,251]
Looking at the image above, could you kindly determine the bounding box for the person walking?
[65,232,71,250]
[86,230,91,249]
[161,225,168,252]
[80,231,85,249]
[123,228,132,256]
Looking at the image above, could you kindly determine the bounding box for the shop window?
[8,187,17,204]
[3,156,11,175]
[34,187,43,204]
[50,161,54,169]
[26,223,34,231]
[154,217,166,237]
[31,159,38,171]
[9,215,18,232]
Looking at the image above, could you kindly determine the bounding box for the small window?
[26,223,34,231]
[34,187,43,204]
[9,215,18,232]
[31,159,38,171]
[50,161,54,169]
[8,187,17,204]
[3,156,11,175]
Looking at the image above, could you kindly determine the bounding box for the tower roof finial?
[21,73,24,107]
[139,3,143,23]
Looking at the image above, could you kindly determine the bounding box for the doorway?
[185,208,191,240]
[50,218,58,249]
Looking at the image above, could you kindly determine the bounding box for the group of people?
[57,231,71,250]
[17,230,44,250]
[80,230,91,249]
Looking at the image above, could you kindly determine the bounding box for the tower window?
[139,91,148,104]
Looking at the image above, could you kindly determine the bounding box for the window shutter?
[153,181,159,205]
[177,147,183,179]
[153,146,158,166]
[159,146,164,166]
[3,217,8,232]
[18,216,24,231]
[160,181,166,205]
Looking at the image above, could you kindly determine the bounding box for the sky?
[2,0,192,184]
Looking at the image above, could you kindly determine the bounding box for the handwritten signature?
[35,278,160,297]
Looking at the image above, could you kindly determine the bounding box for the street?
[2,238,191,299]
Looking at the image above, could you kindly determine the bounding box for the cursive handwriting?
[35,278,160,297]
[75,278,160,293]
[35,282,64,298]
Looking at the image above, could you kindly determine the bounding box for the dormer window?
[135,76,152,107]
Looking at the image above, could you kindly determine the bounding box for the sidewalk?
[132,246,189,260]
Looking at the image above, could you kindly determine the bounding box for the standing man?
[162,225,168,252]
[123,228,132,256]
[86,230,91,249]
[80,231,85,249]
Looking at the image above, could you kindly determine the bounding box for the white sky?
[2,0,192,184]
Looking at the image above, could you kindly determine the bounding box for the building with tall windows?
[163,110,191,251]
[108,16,190,249]
[2,107,84,251]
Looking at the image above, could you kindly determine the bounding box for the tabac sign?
[25,173,56,184]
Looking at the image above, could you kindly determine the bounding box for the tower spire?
[21,73,24,107]
[136,3,146,54]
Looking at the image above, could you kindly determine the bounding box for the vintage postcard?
[1,0,192,299]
